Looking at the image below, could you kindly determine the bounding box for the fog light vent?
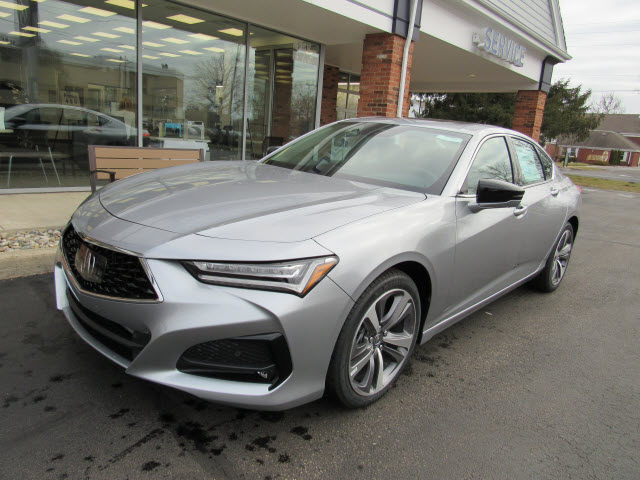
[176,334,292,389]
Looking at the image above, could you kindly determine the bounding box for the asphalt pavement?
[560,165,640,183]
[1,188,638,480]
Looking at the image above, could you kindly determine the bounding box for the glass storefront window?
[0,0,137,188]
[141,0,245,161]
[337,72,360,120]
[0,0,321,188]
[246,26,320,159]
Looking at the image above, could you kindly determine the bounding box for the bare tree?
[593,92,625,114]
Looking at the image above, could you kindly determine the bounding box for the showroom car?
[54,118,581,409]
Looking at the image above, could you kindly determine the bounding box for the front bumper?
[55,248,353,410]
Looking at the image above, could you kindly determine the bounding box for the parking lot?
[1,188,638,480]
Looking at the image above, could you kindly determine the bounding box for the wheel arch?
[568,215,579,238]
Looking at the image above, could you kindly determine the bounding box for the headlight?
[183,256,338,296]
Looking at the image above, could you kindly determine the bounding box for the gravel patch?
[0,229,61,253]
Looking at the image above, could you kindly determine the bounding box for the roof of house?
[559,130,640,151]
[597,114,640,135]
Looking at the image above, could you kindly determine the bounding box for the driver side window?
[461,137,513,195]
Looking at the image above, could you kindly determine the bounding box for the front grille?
[67,289,151,361]
[62,225,158,300]
[177,334,293,389]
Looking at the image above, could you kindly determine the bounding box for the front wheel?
[327,269,420,408]
[533,223,574,292]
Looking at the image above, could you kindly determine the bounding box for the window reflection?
[142,0,245,161]
[0,0,137,188]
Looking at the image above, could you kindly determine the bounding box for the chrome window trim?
[62,224,164,303]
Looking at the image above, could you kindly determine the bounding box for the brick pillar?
[320,65,340,125]
[358,33,414,118]
[512,90,547,142]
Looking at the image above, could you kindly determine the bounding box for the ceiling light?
[93,32,120,38]
[0,40,10,44]
[57,14,90,23]
[167,14,204,24]
[0,1,27,10]
[58,40,83,45]
[0,12,11,17]
[163,37,189,44]
[105,0,146,9]
[113,26,135,34]
[142,41,164,47]
[23,26,51,33]
[118,44,135,50]
[71,52,91,57]
[39,21,69,28]
[101,47,123,52]
[468,73,477,77]
[179,49,202,55]
[189,33,217,41]
[9,31,35,37]
[158,52,180,57]
[142,54,158,59]
[75,36,99,42]
[203,46,224,53]
[79,7,116,16]
[107,58,126,63]
[143,21,171,29]
[31,0,46,2]
[219,28,243,36]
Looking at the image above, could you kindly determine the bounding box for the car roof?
[348,116,528,139]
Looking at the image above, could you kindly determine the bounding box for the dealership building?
[0,0,570,191]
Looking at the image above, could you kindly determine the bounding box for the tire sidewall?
[540,223,574,292]
[328,269,421,408]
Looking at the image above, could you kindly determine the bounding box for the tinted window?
[263,122,470,194]
[536,145,554,179]
[462,137,513,195]
[512,138,545,185]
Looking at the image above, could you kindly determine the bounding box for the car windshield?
[262,122,471,194]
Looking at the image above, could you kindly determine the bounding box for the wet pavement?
[1,188,638,480]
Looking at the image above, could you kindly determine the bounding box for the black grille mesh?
[62,225,158,300]
[181,339,274,368]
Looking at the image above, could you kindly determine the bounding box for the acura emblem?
[74,244,107,283]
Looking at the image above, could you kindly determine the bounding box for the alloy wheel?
[551,228,573,286]
[348,288,417,396]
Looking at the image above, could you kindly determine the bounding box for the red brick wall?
[545,143,559,160]
[630,152,640,167]
[576,148,609,164]
[512,90,547,142]
[320,65,340,126]
[357,33,414,118]
[625,135,640,146]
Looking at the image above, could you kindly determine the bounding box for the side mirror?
[474,178,524,209]
[265,145,281,156]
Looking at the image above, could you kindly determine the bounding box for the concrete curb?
[0,247,56,281]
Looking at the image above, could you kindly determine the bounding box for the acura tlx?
[55,118,581,409]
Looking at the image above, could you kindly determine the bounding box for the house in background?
[546,114,640,167]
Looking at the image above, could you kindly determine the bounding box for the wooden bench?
[88,145,205,192]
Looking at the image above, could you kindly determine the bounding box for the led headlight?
[184,256,338,296]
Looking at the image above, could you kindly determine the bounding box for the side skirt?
[419,267,543,344]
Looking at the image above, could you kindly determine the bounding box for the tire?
[327,269,421,408]
[533,223,574,292]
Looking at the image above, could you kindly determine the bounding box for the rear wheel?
[327,269,420,408]
[533,223,574,292]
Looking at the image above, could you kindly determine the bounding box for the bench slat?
[95,158,198,169]
[93,147,202,160]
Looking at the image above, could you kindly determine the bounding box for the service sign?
[472,27,526,67]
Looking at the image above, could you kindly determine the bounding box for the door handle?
[550,187,559,197]
[513,205,528,217]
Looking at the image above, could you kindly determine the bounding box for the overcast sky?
[553,0,640,114]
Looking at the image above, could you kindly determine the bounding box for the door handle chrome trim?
[550,187,559,197]
[513,205,528,217]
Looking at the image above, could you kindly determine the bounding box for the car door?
[508,136,567,276]
[447,135,525,318]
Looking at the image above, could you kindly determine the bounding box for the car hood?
[98,161,425,242]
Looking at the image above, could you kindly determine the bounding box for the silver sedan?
[54,118,581,409]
